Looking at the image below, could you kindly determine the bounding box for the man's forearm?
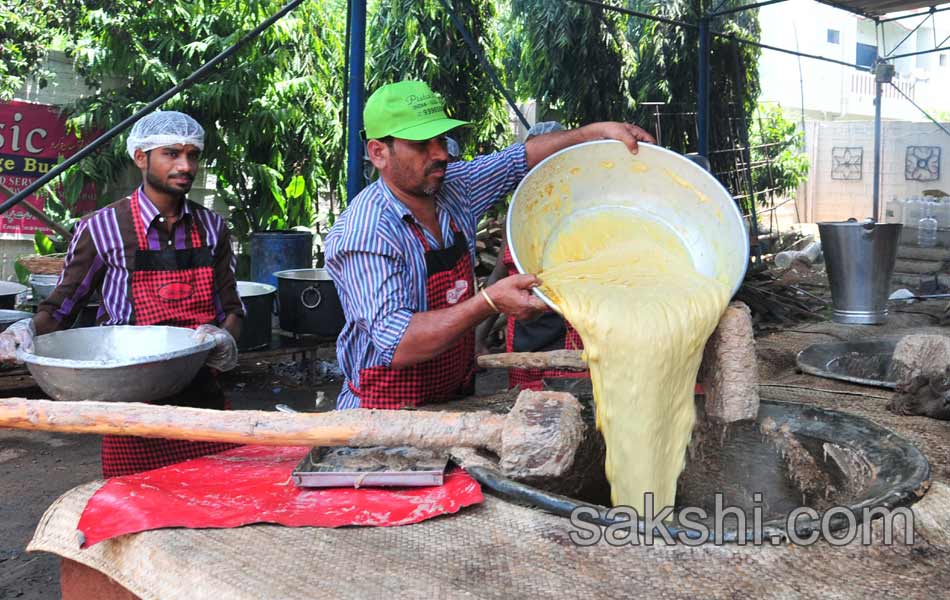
[523,127,591,170]
[33,311,62,336]
[391,293,495,369]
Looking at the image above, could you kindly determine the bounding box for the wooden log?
[698,301,759,422]
[476,349,588,371]
[0,398,506,452]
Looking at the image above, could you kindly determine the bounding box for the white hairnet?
[126,111,205,159]
[526,121,565,139]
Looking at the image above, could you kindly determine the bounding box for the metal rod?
[716,31,861,68]
[0,0,308,217]
[566,0,697,30]
[873,77,882,222]
[438,0,529,130]
[878,5,950,24]
[708,0,787,18]
[888,81,950,139]
[345,0,367,202]
[884,11,928,58]
[884,42,950,61]
[0,181,73,242]
[698,16,710,157]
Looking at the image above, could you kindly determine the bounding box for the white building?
[757,1,950,223]
[758,0,950,122]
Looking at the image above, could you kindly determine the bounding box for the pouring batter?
[538,208,730,512]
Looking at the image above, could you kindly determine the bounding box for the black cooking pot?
[237,281,276,351]
[0,282,27,309]
[274,268,345,338]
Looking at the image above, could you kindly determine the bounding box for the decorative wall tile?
[831,147,863,180]
[905,146,941,181]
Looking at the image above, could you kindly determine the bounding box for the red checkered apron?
[502,245,589,391]
[100,190,238,478]
[349,220,476,409]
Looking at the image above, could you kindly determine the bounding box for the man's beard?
[146,168,193,197]
[420,160,447,196]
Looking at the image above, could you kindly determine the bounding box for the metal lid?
[0,309,33,325]
[0,281,27,295]
[237,281,277,297]
[274,268,333,282]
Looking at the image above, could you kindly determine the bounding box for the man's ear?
[366,139,389,169]
[133,149,149,171]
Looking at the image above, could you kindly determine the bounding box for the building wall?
[758,0,950,121]
[798,120,949,222]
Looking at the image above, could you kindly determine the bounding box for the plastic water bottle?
[918,200,938,247]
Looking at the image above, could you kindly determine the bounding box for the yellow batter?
[538,208,730,513]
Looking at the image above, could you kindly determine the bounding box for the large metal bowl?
[18,325,214,402]
[507,141,749,311]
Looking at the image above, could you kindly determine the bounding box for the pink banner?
[0,100,96,237]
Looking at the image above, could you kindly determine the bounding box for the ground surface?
[0,347,509,600]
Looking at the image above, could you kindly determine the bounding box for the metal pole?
[0,0,307,217]
[345,0,367,202]
[698,16,710,157]
[873,77,883,222]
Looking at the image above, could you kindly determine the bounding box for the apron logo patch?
[157,282,195,302]
[446,279,468,305]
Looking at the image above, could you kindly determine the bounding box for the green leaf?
[285,174,305,199]
[34,231,55,256]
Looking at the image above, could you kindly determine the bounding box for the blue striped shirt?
[326,143,528,409]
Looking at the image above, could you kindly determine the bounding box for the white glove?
[0,319,36,364]
[193,324,239,372]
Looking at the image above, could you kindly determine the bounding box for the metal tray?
[796,338,900,389]
[292,446,449,488]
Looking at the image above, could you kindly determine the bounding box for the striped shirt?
[38,186,244,327]
[325,143,528,409]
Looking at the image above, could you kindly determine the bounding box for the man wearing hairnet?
[0,110,246,477]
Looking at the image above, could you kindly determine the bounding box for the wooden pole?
[0,398,506,452]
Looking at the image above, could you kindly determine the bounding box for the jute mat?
[27,309,950,599]
[26,478,950,599]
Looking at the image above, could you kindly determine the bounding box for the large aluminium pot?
[274,268,345,338]
[237,281,276,351]
[507,141,749,311]
[0,281,27,310]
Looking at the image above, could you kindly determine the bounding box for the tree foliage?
[61,0,347,243]
[0,1,75,100]
[503,0,636,126]
[367,0,512,155]
[629,1,761,158]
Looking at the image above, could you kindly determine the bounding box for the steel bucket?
[237,281,276,351]
[818,219,902,324]
[506,141,748,310]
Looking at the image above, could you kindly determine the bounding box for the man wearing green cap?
[325,80,654,410]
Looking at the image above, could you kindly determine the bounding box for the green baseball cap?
[363,80,469,141]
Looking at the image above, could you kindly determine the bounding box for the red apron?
[100,190,238,478]
[502,245,589,391]
[349,219,476,409]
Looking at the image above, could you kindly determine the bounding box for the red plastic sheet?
[77,445,483,548]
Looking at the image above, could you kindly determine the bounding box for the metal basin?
[506,141,749,311]
[18,325,214,402]
[796,338,899,389]
[28,273,59,303]
[0,309,34,332]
